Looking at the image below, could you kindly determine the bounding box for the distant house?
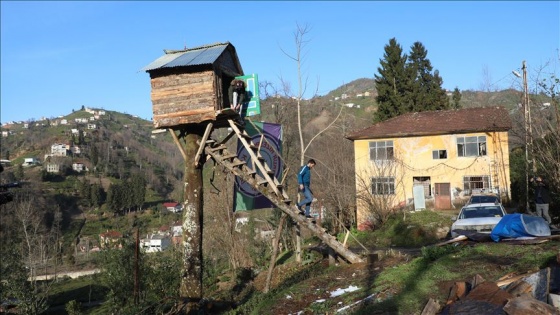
[163,202,183,213]
[0,159,11,166]
[45,163,61,173]
[51,143,69,156]
[22,157,39,167]
[87,123,96,130]
[71,128,80,135]
[70,145,81,155]
[99,230,123,249]
[141,233,171,253]
[1,131,8,137]
[72,162,86,172]
[60,119,68,125]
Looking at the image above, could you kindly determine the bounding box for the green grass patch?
[46,275,108,309]
[347,210,453,248]
[359,242,558,314]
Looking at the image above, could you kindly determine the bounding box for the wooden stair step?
[243,168,257,175]
[230,160,246,167]
[220,153,237,161]
[240,132,252,140]
[208,145,227,152]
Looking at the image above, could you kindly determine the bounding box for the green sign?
[236,74,260,117]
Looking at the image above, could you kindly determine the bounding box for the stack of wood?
[421,268,560,315]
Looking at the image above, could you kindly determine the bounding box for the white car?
[450,203,507,238]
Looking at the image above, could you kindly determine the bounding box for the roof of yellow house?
[346,106,512,140]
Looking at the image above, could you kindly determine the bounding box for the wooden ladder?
[197,118,363,264]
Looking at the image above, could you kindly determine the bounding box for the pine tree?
[452,87,462,109]
[374,38,412,122]
[407,42,449,112]
[90,183,104,208]
[129,174,146,211]
[107,184,124,214]
[90,144,99,167]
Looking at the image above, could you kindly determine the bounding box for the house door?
[435,183,451,210]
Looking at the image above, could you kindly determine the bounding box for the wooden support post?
[194,123,213,167]
[342,230,350,249]
[169,129,188,162]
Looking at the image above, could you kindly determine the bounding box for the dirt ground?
[246,251,414,315]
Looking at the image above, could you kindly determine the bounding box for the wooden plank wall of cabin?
[150,70,218,128]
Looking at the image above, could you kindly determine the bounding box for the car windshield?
[469,195,499,204]
[459,206,504,219]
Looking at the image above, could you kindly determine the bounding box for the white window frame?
[432,150,447,159]
[463,175,490,195]
[457,136,487,157]
[371,177,395,195]
[369,140,394,161]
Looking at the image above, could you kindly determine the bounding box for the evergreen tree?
[374,38,411,122]
[79,179,91,201]
[375,39,451,122]
[452,87,462,109]
[106,184,124,214]
[407,42,449,112]
[90,183,104,208]
[129,174,146,211]
[78,130,85,145]
[90,144,99,167]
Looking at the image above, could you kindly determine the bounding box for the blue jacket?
[297,165,311,186]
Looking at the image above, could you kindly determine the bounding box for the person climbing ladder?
[296,159,316,220]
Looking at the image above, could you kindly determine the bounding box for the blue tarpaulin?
[490,213,551,242]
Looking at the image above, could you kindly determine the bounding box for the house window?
[457,136,487,157]
[432,150,447,159]
[463,176,490,195]
[371,177,395,195]
[369,141,394,161]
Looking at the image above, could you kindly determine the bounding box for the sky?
[1,1,559,124]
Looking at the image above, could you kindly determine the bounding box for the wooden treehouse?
[143,42,363,268]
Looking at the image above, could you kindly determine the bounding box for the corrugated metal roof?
[346,106,512,140]
[142,42,230,72]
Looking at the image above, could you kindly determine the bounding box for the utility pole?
[521,61,534,212]
[514,61,532,212]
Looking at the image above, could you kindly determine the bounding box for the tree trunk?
[179,129,204,314]
[264,213,288,293]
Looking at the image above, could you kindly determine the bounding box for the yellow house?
[346,107,512,230]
